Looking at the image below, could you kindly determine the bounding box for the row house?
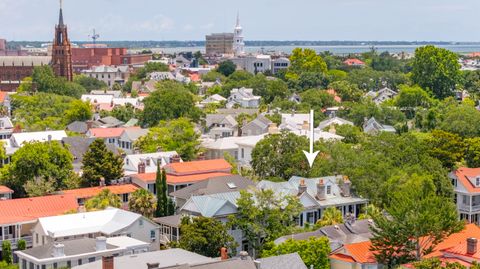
[86,127,148,154]
[123,152,181,175]
[58,184,139,208]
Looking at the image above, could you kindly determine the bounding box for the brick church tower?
[51,0,73,81]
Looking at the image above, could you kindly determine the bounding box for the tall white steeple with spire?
[233,12,245,56]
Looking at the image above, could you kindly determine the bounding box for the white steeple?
[233,11,245,56]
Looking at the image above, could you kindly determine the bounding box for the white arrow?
[302,109,319,168]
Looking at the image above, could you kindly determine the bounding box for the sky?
[2,0,480,42]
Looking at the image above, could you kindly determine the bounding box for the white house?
[16,236,149,269]
[363,117,396,135]
[31,208,160,250]
[366,87,398,104]
[227,88,261,108]
[317,117,354,131]
[123,152,181,175]
[200,94,227,106]
[0,117,13,140]
[449,168,480,225]
[81,65,130,87]
[232,55,272,74]
[236,135,267,166]
[257,176,368,227]
[116,128,149,154]
[271,57,290,74]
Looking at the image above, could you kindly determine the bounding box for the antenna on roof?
[89,29,100,48]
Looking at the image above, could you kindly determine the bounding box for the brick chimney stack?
[102,256,114,269]
[220,247,228,260]
[467,238,478,255]
[316,179,326,201]
[298,179,307,196]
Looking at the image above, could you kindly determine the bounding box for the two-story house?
[365,87,398,104]
[123,152,181,175]
[205,114,238,139]
[227,88,261,108]
[31,208,160,250]
[450,167,480,224]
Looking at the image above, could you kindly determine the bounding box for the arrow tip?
[303,150,319,168]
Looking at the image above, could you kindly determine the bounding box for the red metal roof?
[165,159,232,175]
[60,184,138,199]
[0,185,13,194]
[453,167,480,193]
[0,195,79,225]
[133,172,232,185]
[88,127,140,138]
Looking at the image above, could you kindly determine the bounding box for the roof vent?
[227,182,237,189]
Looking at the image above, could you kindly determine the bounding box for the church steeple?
[52,0,73,81]
[58,0,64,27]
[236,11,240,28]
[233,11,245,56]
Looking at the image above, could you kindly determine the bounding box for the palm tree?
[85,189,122,211]
[316,207,343,227]
[129,189,157,218]
[358,204,381,220]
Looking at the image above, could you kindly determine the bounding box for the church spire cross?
[236,11,240,27]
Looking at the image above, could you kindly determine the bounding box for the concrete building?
[232,55,272,74]
[205,33,234,56]
[81,65,130,87]
[271,57,290,74]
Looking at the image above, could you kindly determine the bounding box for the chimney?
[298,179,307,196]
[99,177,106,187]
[171,155,181,163]
[239,251,249,260]
[254,261,261,269]
[342,176,351,197]
[110,100,114,107]
[220,247,228,260]
[467,238,478,255]
[146,263,159,269]
[52,243,65,257]
[138,162,146,174]
[316,180,326,201]
[96,236,107,251]
[102,256,114,269]
[86,120,93,130]
[268,123,279,134]
[302,120,309,131]
[48,134,52,142]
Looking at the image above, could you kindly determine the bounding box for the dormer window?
[327,185,331,195]
[476,177,480,187]
[146,158,151,166]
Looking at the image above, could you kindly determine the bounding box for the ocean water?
[149,45,480,55]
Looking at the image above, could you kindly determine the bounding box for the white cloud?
[138,15,174,32]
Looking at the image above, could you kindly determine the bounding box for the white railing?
[0,236,33,249]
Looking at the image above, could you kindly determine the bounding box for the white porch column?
[1,225,4,241]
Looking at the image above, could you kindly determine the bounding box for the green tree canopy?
[411,45,461,99]
[81,139,124,187]
[73,75,107,92]
[217,60,237,77]
[1,141,74,197]
[394,85,434,118]
[128,188,157,218]
[228,189,303,258]
[85,189,122,211]
[135,118,200,161]
[316,207,343,228]
[426,130,465,169]
[251,131,309,180]
[64,100,92,124]
[178,216,237,257]
[286,48,328,81]
[370,174,464,267]
[262,237,330,269]
[141,81,201,126]
[32,66,86,98]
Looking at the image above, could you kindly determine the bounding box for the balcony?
[0,236,33,249]
[458,204,480,213]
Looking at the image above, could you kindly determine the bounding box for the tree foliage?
[411,45,461,99]
[262,237,330,269]
[217,60,237,77]
[1,141,74,197]
[81,139,124,187]
[135,118,200,161]
[315,207,343,228]
[251,131,309,180]
[128,188,157,218]
[32,65,86,98]
[141,81,201,126]
[73,75,107,92]
[227,189,303,258]
[370,174,464,267]
[286,48,328,81]
[178,216,237,257]
[1,241,12,264]
[85,189,122,211]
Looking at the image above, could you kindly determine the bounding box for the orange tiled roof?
[0,92,8,103]
[343,241,377,263]
[96,103,115,112]
[165,159,232,175]
[189,73,201,82]
[330,253,356,263]
[326,89,342,103]
[0,185,13,194]
[425,223,480,258]
[60,184,139,199]
[0,195,79,225]
[453,167,480,193]
[88,127,139,138]
[133,172,231,184]
[344,58,365,66]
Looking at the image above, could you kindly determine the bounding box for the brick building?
[0,56,50,91]
[72,48,152,73]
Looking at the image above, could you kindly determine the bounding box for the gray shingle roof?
[170,175,254,200]
[66,121,89,134]
[20,238,116,259]
[257,253,307,269]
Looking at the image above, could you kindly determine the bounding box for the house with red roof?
[449,167,480,225]
[343,58,366,67]
[131,159,232,194]
[58,184,139,209]
[0,195,78,249]
[330,224,480,269]
[0,185,13,200]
